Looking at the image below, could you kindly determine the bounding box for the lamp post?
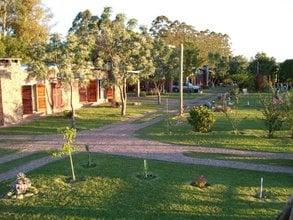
[179,43,184,116]
[169,43,184,116]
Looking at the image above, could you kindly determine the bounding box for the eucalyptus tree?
[150,38,177,104]
[0,0,52,61]
[279,59,293,82]
[57,32,93,128]
[228,55,249,75]
[27,33,64,113]
[248,52,278,90]
[93,7,154,116]
[150,16,202,85]
[208,52,229,85]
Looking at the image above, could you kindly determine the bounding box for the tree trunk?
[157,92,161,105]
[1,2,7,37]
[68,152,76,181]
[119,78,127,116]
[137,78,140,97]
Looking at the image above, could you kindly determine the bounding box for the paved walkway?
[0,92,293,182]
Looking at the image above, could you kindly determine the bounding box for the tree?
[149,39,176,104]
[26,33,64,114]
[208,52,229,86]
[279,59,293,82]
[57,32,93,128]
[0,0,52,61]
[52,127,79,181]
[259,90,288,138]
[93,7,154,116]
[248,52,278,90]
[228,55,249,75]
[150,16,231,81]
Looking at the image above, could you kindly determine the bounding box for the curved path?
[0,93,293,182]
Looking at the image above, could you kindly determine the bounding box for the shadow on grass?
[0,153,290,219]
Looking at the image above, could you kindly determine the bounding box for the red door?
[0,80,4,125]
[79,87,87,103]
[51,83,63,111]
[22,85,33,114]
[106,87,113,100]
[87,80,97,102]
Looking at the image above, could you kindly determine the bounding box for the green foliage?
[228,55,249,75]
[248,52,278,77]
[52,127,79,181]
[259,92,288,138]
[279,59,293,81]
[231,73,252,90]
[284,92,293,138]
[92,7,154,116]
[0,0,52,62]
[136,93,292,153]
[187,106,215,132]
[221,91,241,134]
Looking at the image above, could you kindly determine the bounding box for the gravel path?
[0,92,292,182]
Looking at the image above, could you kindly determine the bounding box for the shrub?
[63,110,72,118]
[187,106,215,132]
[259,91,288,138]
[140,91,147,97]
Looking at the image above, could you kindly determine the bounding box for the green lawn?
[0,153,291,219]
[183,151,293,167]
[0,148,18,157]
[135,92,293,153]
[0,98,161,135]
[0,151,49,173]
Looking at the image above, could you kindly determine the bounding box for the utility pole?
[179,43,184,116]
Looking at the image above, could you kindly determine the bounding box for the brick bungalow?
[0,58,116,126]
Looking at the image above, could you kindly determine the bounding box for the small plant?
[222,92,241,134]
[136,159,156,180]
[187,106,215,132]
[52,127,79,181]
[85,144,92,167]
[143,159,148,178]
[259,90,288,138]
[63,110,73,118]
[194,175,207,188]
[83,144,96,168]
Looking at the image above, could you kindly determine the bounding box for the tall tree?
[279,59,293,82]
[93,7,154,116]
[150,38,177,104]
[248,52,278,88]
[228,55,249,75]
[57,32,93,128]
[0,0,52,61]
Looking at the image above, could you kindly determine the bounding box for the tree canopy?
[0,0,52,61]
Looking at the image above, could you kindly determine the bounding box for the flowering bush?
[194,175,207,188]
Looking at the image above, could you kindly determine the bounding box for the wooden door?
[79,87,87,103]
[0,81,4,125]
[87,80,97,102]
[106,87,113,100]
[51,83,62,110]
[37,84,46,112]
[22,85,33,114]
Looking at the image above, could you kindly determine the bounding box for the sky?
[42,0,293,62]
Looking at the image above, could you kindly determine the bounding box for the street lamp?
[179,43,184,116]
[169,43,184,116]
